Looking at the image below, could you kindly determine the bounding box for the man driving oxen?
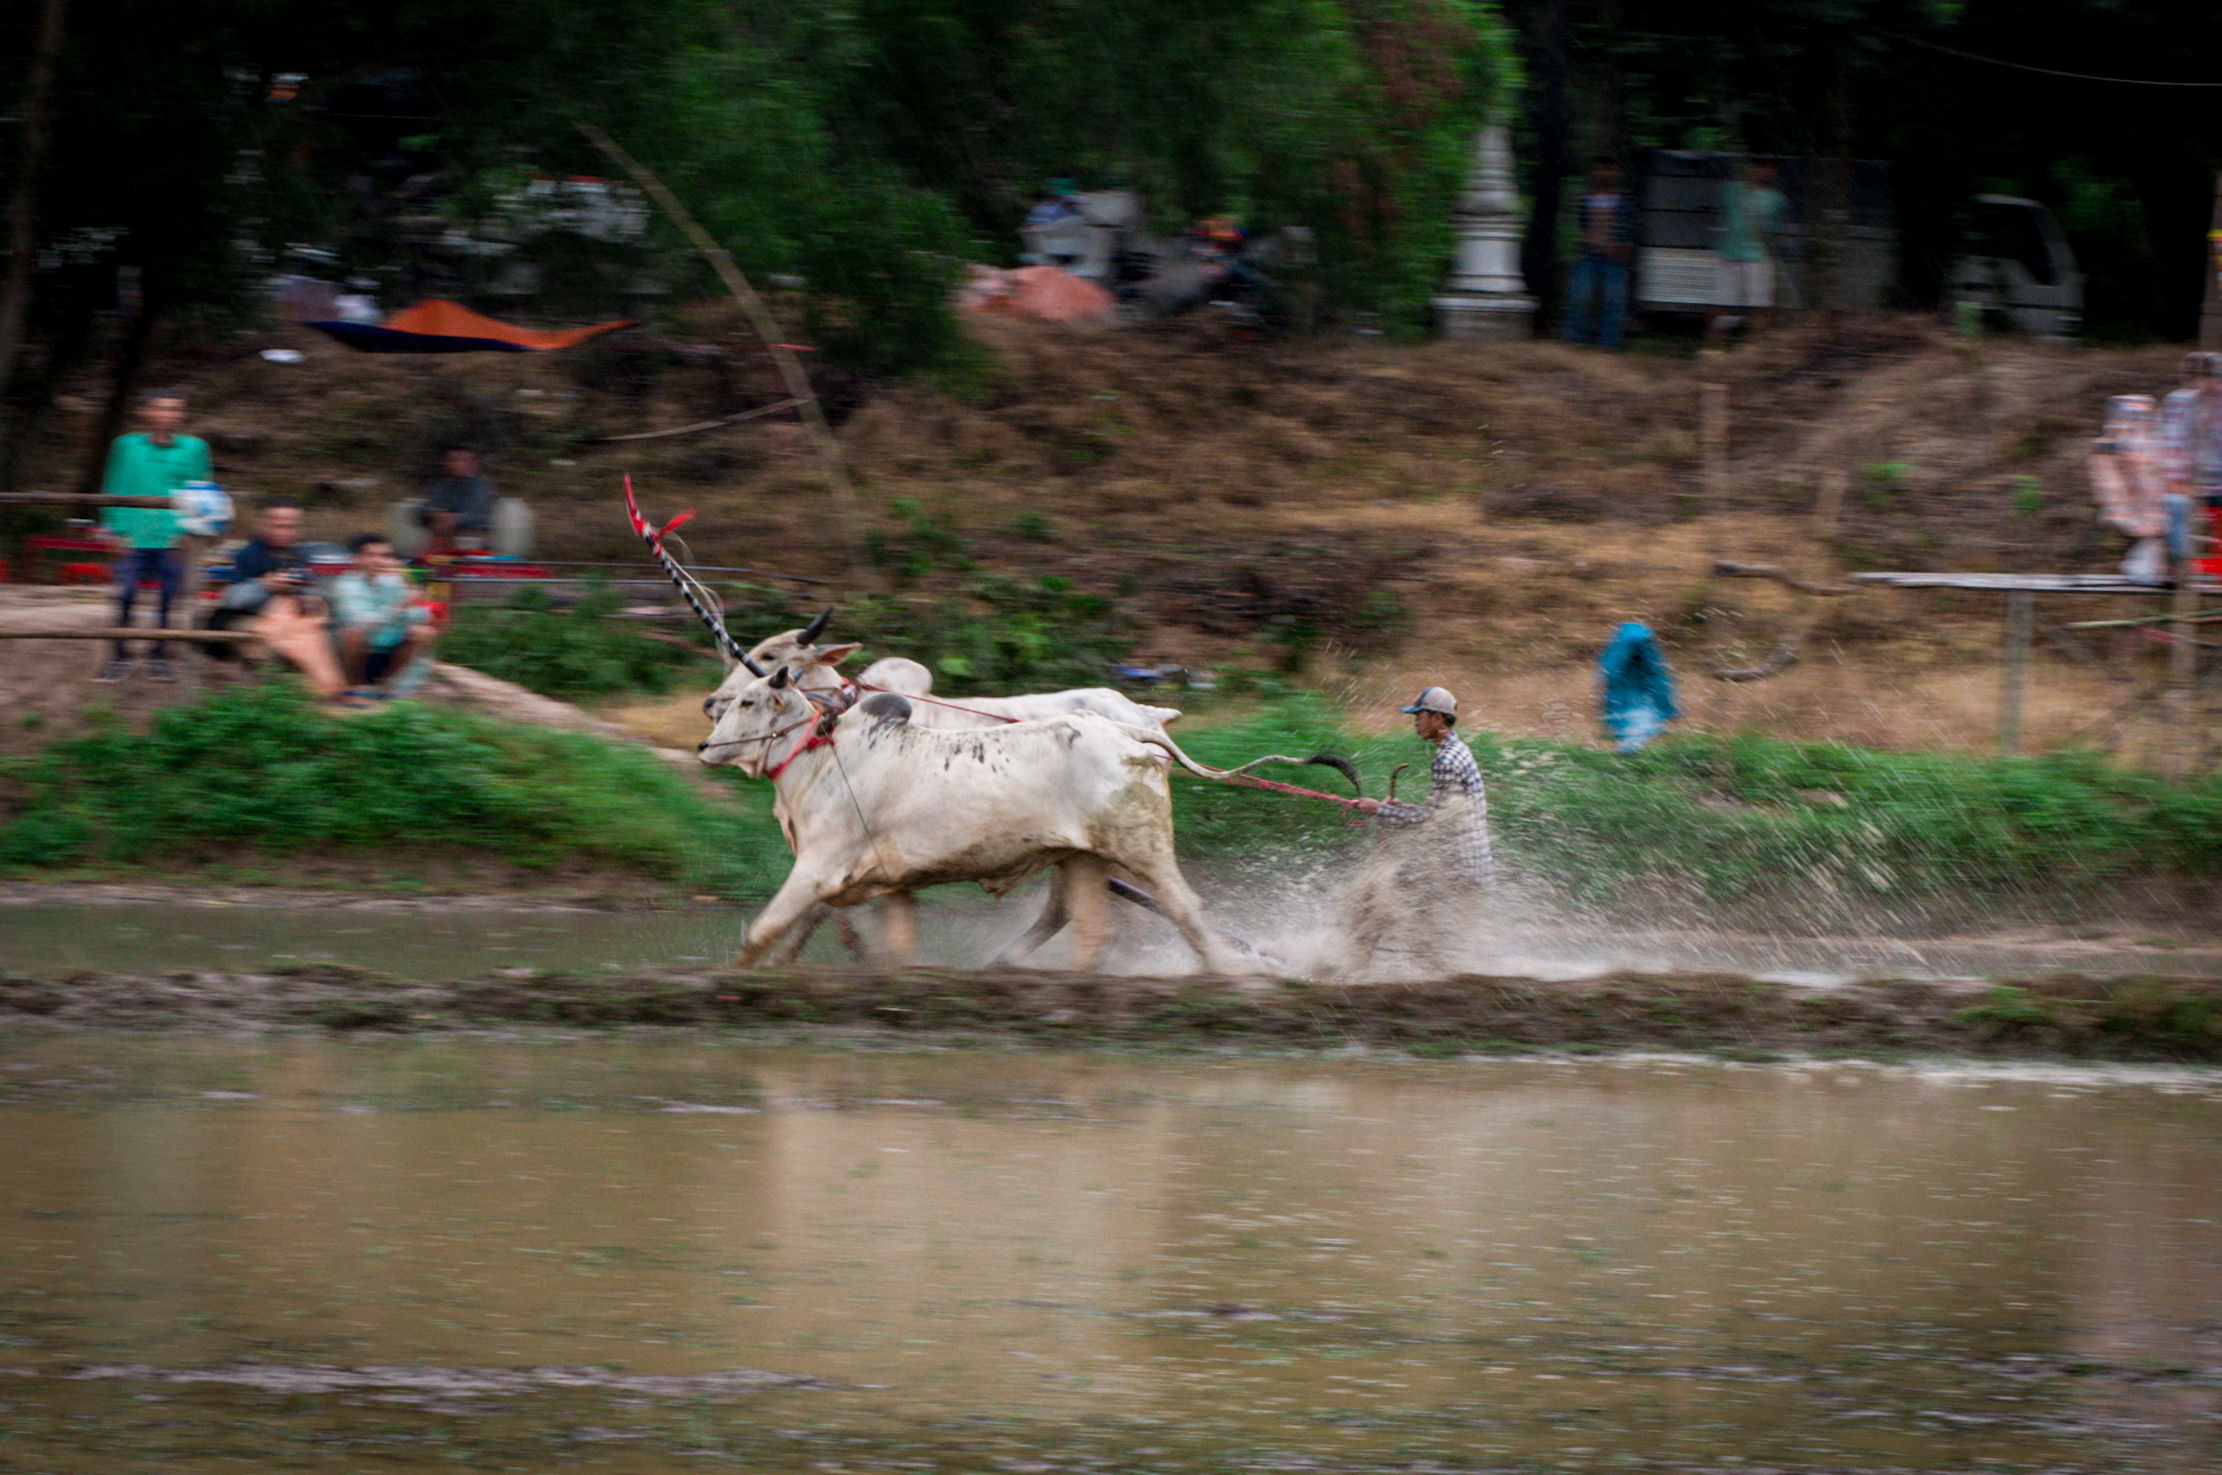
[1337,686,1492,974]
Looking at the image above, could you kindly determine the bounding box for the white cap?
[1399,686,1457,717]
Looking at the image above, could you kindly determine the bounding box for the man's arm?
[98,439,131,540]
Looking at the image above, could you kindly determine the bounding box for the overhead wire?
[1866,26,2222,88]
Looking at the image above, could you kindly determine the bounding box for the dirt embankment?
[8,312,2192,756]
[5,966,2219,1063]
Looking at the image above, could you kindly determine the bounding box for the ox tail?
[1111,725,1365,797]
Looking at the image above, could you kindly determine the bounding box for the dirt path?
[2,964,2217,1064]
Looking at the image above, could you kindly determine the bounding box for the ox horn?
[624,474,764,676]
[769,666,790,689]
[799,607,832,646]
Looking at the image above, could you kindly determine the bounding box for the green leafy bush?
[1155,703,2222,907]
[440,586,719,699]
[729,573,1134,698]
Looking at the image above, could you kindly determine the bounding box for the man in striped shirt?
[1334,687,1492,976]
[1355,686,1493,887]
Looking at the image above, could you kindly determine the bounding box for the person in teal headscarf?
[1598,622,1678,753]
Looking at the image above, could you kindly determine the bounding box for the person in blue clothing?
[1598,622,1678,753]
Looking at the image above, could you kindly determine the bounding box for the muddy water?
[8,892,2222,980]
[2,1040,2218,1472]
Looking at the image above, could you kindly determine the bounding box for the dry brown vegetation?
[8,311,2200,755]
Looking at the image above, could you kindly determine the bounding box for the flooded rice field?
[2,1037,2218,1472]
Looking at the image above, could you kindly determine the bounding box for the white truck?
[1947,195,2083,343]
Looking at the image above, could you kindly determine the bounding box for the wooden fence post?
[2000,589,2032,756]
[1699,382,1727,541]
[2169,557,2203,772]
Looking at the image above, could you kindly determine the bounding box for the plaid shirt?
[1377,731,1492,885]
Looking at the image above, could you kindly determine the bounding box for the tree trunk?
[0,0,72,465]
[1520,0,1572,332]
[76,295,160,496]
[1807,60,1855,326]
[2,272,97,490]
[1595,0,1625,164]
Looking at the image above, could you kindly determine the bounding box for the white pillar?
[1433,119,1536,342]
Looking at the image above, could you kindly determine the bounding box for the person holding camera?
[213,500,347,698]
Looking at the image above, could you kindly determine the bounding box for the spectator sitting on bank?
[330,533,434,701]
[96,388,210,684]
[418,446,497,547]
[210,500,347,698]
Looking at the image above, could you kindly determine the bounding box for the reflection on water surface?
[1,1039,2218,1471]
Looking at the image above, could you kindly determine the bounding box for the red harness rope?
[747,689,852,782]
[849,679,1021,725]
[1211,771,1367,809]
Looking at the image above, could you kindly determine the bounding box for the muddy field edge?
[3,967,2219,1063]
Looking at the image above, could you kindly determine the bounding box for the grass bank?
[6,686,2222,920]
[0,684,789,897]
[5,966,2219,1063]
[1165,696,2222,920]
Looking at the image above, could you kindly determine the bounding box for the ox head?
[697,644,860,775]
[702,609,844,722]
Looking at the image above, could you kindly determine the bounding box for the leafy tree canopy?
[1,0,1516,377]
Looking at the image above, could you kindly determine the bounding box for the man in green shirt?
[1706,159,1787,350]
[97,390,210,682]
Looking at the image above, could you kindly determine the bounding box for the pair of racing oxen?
[633,484,1329,974]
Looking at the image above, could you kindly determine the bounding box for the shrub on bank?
[439,586,720,700]
[0,684,788,896]
[1158,699,2222,908]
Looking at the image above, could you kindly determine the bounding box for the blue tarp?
[1598,622,1678,753]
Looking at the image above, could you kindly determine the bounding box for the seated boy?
[329,533,435,697]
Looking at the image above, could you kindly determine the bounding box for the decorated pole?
[623,476,761,674]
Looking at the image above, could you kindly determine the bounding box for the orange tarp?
[379,299,637,350]
[961,265,1116,326]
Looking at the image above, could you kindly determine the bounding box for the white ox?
[704,620,1185,963]
[698,649,1246,975]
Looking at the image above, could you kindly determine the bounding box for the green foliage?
[0,684,790,897]
[1479,729,2222,904]
[440,586,718,699]
[715,565,1132,698]
[843,577,1131,697]
[841,0,1514,333]
[1954,986,2058,1031]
